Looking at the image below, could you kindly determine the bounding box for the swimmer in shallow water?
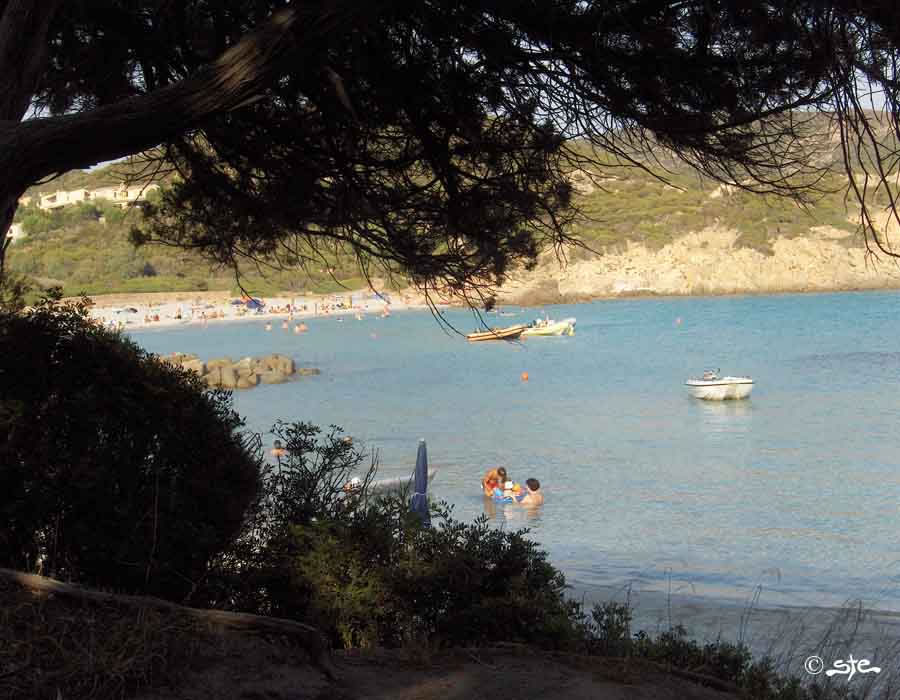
[481,467,507,497]
[516,478,543,506]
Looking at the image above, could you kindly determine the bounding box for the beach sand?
[76,288,434,331]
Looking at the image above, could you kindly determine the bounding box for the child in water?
[481,467,507,496]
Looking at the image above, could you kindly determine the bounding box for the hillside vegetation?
[9,165,369,298]
[571,168,859,257]
[4,148,873,299]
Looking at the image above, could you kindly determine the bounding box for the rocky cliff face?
[496,225,900,305]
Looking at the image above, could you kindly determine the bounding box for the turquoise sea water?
[129,291,900,614]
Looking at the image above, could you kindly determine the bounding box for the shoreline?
[74,284,900,331]
[76,288,436,331]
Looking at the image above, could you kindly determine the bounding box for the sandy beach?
[77,288,435,331]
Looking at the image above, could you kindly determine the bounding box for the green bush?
[0,273,31,312]
[586,600,633,656]
[278,498,583,650]
[0,297,262,600]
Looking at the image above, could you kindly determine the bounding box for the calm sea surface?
[129,291,900,615]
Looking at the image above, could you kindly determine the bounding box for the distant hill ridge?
[10,132,900,300]
[23,158,171,197]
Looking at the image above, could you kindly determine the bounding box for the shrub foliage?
[279,500,582,649]
[0,298,262,600]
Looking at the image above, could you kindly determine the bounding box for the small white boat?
[685,370,753,400]
[521,317,576,337]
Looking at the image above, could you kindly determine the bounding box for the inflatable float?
[487,482,525,503]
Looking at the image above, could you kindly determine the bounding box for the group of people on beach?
[139,307,227,324]
[481,467,544,506]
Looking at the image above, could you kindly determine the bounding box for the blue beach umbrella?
[410,439,430,526]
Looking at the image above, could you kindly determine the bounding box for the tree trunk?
[0,188,23,278]
[0,1,358,277]
[0,0,64,277]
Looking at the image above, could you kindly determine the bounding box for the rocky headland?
[495,225,900,306]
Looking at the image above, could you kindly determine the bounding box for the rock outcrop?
[162,352,319,390]
[496,226,900,305]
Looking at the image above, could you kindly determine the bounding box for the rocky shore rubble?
[162,352,320,389]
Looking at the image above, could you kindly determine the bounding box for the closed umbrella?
[410,439,430,526]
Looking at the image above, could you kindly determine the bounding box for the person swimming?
[516,478,543,506]
[481,467,507,496]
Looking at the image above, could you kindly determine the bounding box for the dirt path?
[336,648,735,700]
[135,639,736,700]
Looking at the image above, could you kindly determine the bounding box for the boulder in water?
[182,359,205,374]
[204,366,222,387]
[207,357,233,369]
[259,371,288,384]
[220,366,238,388]
[236,374,259,389]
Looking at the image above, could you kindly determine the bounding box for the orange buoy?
[521,371,529,381]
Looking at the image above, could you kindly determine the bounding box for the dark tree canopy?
[3,1,900,300]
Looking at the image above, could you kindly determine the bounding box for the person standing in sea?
[481,467,507,496]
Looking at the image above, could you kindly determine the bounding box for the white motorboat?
[685,370,753,400]
[521,317,576,336]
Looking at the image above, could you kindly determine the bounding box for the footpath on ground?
[133,635,736,700]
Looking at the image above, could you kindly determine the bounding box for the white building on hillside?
[39,188,92,210]
[37,182,160,211]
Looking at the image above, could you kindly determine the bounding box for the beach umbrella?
[410,439,430,526]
